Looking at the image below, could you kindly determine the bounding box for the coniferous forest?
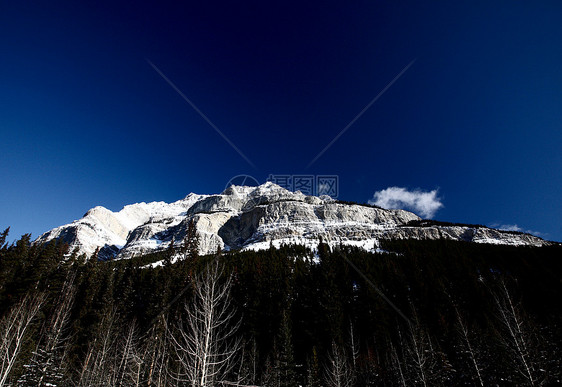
[0,227,561,386]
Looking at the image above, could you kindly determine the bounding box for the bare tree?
[112,320,143,387]
[454,307,485,387]
[348,321,359,372]
[238,338,260,386]
[401,313,452,387]
[170,260,241,386]
[389,338,407,387]
[76,308,119,387]
[0,292,45,387]
[323,341,354,387]
[405,321,432,387]
[143,316,172,387]
[492,280,544,386]
[76,308,147,387]
[306,346,321,387]
[17,274,76,386]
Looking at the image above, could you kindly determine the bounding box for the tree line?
[0,226,561,386]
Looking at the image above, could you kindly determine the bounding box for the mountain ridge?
[35,183,549,260]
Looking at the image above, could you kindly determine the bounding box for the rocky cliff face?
[35,183,549,260]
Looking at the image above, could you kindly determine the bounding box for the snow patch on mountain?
[35,183,550,260]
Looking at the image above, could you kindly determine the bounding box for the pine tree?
[164,237,175,267]
[17,348,64,387]
[277,310,297,387]
[182,219,199,262]
[262,309,297,387]
[0,228,9,250]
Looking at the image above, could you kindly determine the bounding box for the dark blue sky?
[1,1,561,242]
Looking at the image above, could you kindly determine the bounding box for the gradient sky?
[1,1,561,242]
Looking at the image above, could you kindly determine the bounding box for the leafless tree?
[306,346,321,387]
[170,260,242,386]
[143,316,173,387]
[402,313,452,387]
[454,307,485,387]
[405,321,432,387]
[238,338,259,386]
[0,292,45,387]
[492,280,544,386]
[76,307,119,387]
[77,308,146,387]
[389,338,407,387]
[348,321,359,372]
[323,341,354,387]
[112,320,143,387]
[17,273,76,386]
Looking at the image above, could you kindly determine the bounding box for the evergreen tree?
[164,237,175,267]
[0,228,9,250]
[277,310,297,387]
[182,219,199,262]
[0,233,559,386]
[17,347,64,387]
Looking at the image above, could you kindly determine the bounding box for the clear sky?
[1,1,561,242]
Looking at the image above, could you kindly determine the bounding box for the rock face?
[35,183,549,260]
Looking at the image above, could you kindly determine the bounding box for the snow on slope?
[35,193,206,259]
[35,183,550,260]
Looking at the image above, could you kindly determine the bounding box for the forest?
[0,226,561,386]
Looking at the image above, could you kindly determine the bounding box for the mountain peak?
[221,181,287,196]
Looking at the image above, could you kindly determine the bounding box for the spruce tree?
[0,227,9,249]
[164,237,175,267]
[182,219,199,262]
[277,310,297,387]
[17,347,65,387]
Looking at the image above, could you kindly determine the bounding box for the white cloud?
[491,223,545,238]
[495,224,523,232]
[368,187,443,218]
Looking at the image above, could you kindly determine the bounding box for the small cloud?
[494,224,523,232]
[491,223,546,238]
[369,187,443,218]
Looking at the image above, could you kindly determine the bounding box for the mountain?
[35,183,549,260]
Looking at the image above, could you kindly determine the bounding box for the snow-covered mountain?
[35,183,549,260]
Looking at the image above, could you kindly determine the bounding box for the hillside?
[1,228,561,385]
